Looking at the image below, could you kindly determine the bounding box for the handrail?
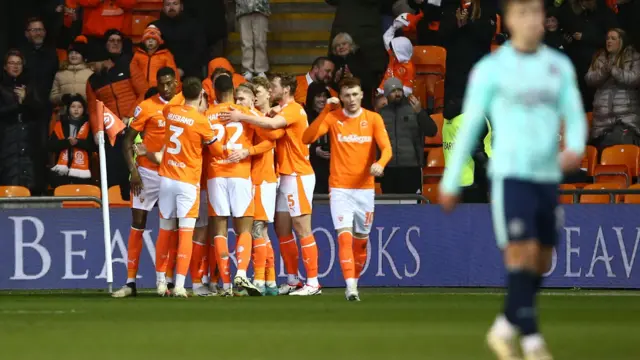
[0,196,102,206]
[313,193,429,204]
[559,188,640,204]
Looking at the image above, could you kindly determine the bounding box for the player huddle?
[112,67,392,301]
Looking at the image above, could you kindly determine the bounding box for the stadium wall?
[1,205,639,290]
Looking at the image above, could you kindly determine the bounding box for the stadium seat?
[422,183,439,204]
[431,79,444,113]
[623,184,640,204]
[412,46,446,75]
[423,147,444,184]
[586,112,593,133]
[580,183,624,204]
[108,186,130,208]
[594,164,630,187]
[132,14,159,37]
[0,186,30,197]
[413,76,428,110]
[54,184,102,208]
[135,0,163,11]
[582,145,597,176]
[425,113,443,146]
[559,184,576,204]
[600,145,640,177]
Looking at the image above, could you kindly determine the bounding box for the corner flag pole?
[96,131,114,293]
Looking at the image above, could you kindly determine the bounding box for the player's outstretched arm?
[440,60,494,198]
[221,109,287,130]
[302,103,337,144]
[249,138,275,156]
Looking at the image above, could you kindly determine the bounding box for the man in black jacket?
[378,77,437,194]
[20,18,58,108]
[153,0,207,79]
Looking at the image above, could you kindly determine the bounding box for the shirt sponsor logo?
[167,159,186,168]
[338,134,372,144]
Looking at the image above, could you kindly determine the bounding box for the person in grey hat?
[378,76,437,195]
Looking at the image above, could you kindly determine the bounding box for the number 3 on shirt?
[211,123,244,150]
[167,125,184,155]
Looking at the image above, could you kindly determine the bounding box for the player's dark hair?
[214,75,234,94]
[251,76,271,91]
[311,56,332,70]
[273,73,297,94]
[338,77,361,91]
[182,77,202,100]
[211,67,232,81]
[144,87,159,99]
[156,66,176,80]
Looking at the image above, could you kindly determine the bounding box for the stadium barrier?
[1,191,639,289]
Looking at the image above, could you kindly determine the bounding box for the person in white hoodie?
[49,42,93,107]
[378,13,415,96]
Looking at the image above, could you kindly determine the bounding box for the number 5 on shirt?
[167,124,183,155]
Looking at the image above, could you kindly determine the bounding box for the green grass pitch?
[1,288,638,359]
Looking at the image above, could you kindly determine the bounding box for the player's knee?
[505,240,539,270]
[179,217,196,229]
[252,221,265,239]
[159,218,177,231]
[292,215,312,237]
[354,233,369,240]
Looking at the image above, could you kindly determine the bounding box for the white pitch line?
[1,309,81,314]
[358,291,640,297]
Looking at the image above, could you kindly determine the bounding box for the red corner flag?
[94,100,126,146]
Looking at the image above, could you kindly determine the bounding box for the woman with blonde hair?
[585,28,640,150]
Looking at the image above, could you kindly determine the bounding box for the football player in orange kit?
[154,77,224,297]
[303,77,392,301]
[221,74,321,296]
[205,76,265,297]
[235,82,279,295]
[113,67,181,298]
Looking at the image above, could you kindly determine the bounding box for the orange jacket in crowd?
[203,57,246,104]
[86,58,148,133]
[131,46,181,89]
[294,73,338,106]
[78,0,138,37]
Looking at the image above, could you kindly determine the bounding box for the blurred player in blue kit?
[438,0,587,358]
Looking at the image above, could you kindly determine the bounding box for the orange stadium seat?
[54,184,102,208]
[425,113,443,146]
[423,147,445,184]
[108,186,130,208]
[0,186,31,197]
[594,164,630,187]
[623,184,640,204]
[600,145,640,177]
[132,14,159,37]
[559,184,576,204]
[422,183,439,204]
[432,79,444,113]
[412,46,446,75]
[580,183,624,204]
[582,145,598,176]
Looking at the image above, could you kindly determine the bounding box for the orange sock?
[190,242,206,284]
[200,242,209,282]
[214,235,231,285]
[154,229,173,273]
[208,240,219,284]
[235,232,252,273]
[252,237,267,283]
[278,233,299,282]
[300,235,319,286]
[174,228,194,288]
[126,228,144,282]
[354,237,368,278]
[166,230,179,281]
[338,232,355,280]
[265,240,276,284]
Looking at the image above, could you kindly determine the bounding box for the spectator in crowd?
[57,0,84,52]
[204,67,232,105]
[305,82,332,194]
[90,29,133,72]
[21,18,59,108]
[374,93,388,112]
[86,29,147,199]
[439,0,495,123]
[203,58,247,104]
[131,25,180,89]
[182,0,228,60]
[77,0,137,61]
[48,94,96,187]
[153,0,207,79]
[330,33,376,110]
[327,0,389,108]
[294,57,337,105]
[544,7,568,50]
[585,28,640,150]
[378,77,436,194]
[5,1,60,51]
[50,41,94,107]
[236,0,270,80]
[560,0,618,111]
[378,14,415,96]
[407,0,443,46]
[0,49,46,194]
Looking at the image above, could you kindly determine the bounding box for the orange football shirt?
[248,109,277,185]
[276,101,314,176]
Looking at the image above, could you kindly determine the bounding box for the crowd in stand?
[1,0,639,200]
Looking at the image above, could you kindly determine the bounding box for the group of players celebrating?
[111,65,392,301]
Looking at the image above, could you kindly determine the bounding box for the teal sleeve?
[440,60,494,195]
[559,60,587,155]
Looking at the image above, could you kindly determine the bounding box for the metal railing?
[0,196,102,209]
[313,193,429,204]
[559,188,640,204]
